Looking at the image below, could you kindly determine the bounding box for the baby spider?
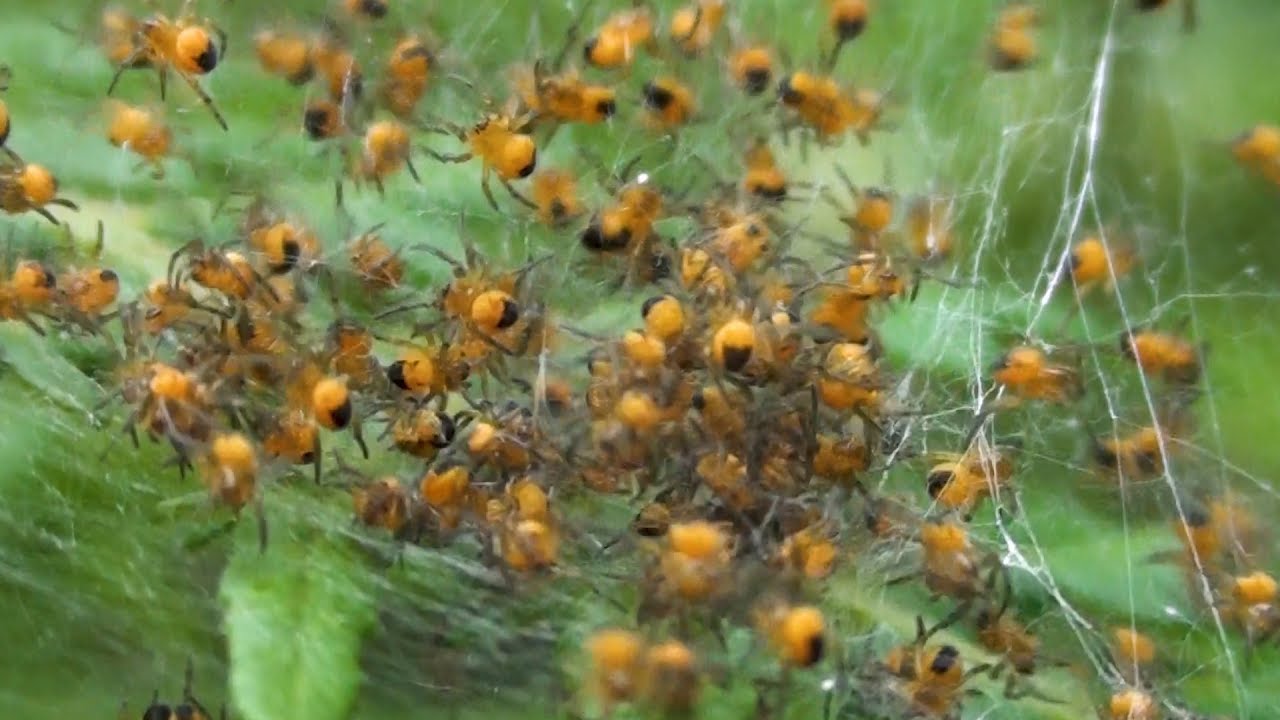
[105,2,229,130]
[425,107,538,211]
[881,615,995,720]
[0,148,79,225]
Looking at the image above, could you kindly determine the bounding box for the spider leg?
[1182,0,1198,32]
[14,307,47,336]
[107,49,148,95]
[352,419,370,459]
[551,0,594,70]
[480,167,500,212]
[33,206,61,225]
[424,149,472,164]
[962,662,994,680]
[313,432,323,485]
[182,658,202,707]
[169,436,190,480]
[501,177,538,209]
[885,570,921,587]
[460,213,481,268]
[255,490,268,553]
[175,70,229,130]
[922,600,971,643]
[1003,674,1063,704]
[372,300,434,322]
[992,561,1013,619]
[122,406,144,448]
[214,24,229,58]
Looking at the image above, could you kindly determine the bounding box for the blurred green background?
[1,0,1279,718]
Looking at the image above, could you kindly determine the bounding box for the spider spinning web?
[0,2,1278,720]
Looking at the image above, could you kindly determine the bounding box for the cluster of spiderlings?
[1,0,1271,718]
[1,222,115,336]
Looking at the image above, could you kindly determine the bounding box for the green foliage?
[221,532,376,720]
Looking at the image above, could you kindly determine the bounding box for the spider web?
[856,2,1279,718]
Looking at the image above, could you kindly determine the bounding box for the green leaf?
[0,325,101,413]
[220,531,376,720]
